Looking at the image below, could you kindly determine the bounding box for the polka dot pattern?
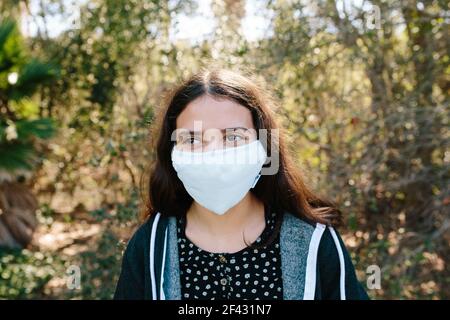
[177,209,283,300]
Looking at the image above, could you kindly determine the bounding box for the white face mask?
[171,140,267,215]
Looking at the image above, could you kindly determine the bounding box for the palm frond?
[15,118,57,140]
[9,59,60,100]
[0,19,16,52]
[0,142,34,171]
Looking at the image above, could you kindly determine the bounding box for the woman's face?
[175,94,257,152]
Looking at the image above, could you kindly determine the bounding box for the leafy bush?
[0,248,62,299]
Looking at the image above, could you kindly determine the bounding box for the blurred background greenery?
[0,0,448,299]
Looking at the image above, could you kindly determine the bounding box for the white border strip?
[159,227,168,300]
[149,212,161,300]
[303,223,326,300]
[329,227,346,300]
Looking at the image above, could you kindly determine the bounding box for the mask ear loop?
[251,172,262,188]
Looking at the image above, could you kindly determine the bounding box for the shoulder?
[120,217,153,270]
[316,226,370,300]
[281,212,342,245]
[318,227,341,261]
[281,212,317,234]
[113,217,154,299]
[125,213,170,255]
[127,217,152,250]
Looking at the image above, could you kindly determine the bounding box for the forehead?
[176,95,254,130]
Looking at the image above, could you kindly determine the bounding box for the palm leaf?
[9,59,59,100]
[15,118,57,140]
[0,19,20,76]
[0,142,34,171]
[0,19,16,52]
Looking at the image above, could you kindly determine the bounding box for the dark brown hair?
[140,66,342,234]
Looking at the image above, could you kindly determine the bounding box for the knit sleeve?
[315,227,370,300]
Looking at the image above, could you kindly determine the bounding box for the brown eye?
[175,133,203,151]
[181,135,201,145]
[226,134,244,142]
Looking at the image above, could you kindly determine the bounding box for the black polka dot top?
[177,207,283,300]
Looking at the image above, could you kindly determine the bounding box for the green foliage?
[0,248,61,299]
[14,118,57,140]
[0,18,58,172]
[8,59,60,101]
[0,118,57,170]
[9,98,40,118]
[0,141,34,170]
[66,193,138,299]
[66,229,125,299]
[0,19,24,77]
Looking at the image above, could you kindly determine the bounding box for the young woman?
[113,67,369,300]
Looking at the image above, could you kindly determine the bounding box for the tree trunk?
[0,180,39,249]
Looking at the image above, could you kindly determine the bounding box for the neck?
[187,192,265,236]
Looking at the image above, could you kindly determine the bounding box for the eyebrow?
[182,127,250,135]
